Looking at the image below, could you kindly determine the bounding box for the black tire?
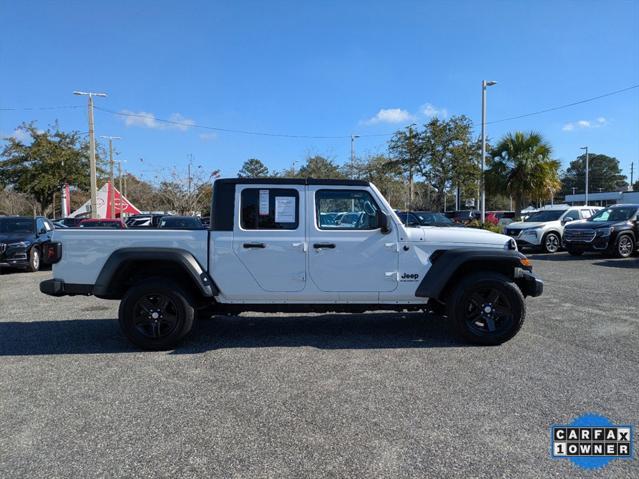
[541,232,561,253]
[27,247,41,272]
[614,234,635,258]
[567,248,583,256]
[446,272,525,345]
[118,279,195,350]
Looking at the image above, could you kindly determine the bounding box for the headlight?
[7,241,30,248]
[595,227,613,237]
[521,229,539,238]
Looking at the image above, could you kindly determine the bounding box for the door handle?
[243,242,265,249]
[313,243,335,249]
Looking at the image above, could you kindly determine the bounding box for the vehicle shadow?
[592,258,639,269]
[527,252,601,262]
[0,312,467,356]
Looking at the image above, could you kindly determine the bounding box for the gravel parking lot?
[1,253,638,478]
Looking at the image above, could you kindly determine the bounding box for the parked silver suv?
[504,205,601,253]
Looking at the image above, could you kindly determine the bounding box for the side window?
[407,213,420,226]
[580,209,592,219]
[36,218,45,232]
[240,188,299,230]
[316,189,380,230]
[564,209,579,221]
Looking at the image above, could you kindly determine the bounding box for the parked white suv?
[504,205,601,253]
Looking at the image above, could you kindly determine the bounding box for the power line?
[486,84,639,125]
[0,105,83,111]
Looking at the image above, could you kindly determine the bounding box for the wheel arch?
[415,248,534,302]
[93,248,218,300]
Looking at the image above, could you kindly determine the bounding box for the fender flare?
[93,247,219,299]
[415,248,530,300]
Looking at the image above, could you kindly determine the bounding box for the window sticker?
[275,196,296,223]
[259,189,269,216]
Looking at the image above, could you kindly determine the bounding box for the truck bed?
[51,229,208,285]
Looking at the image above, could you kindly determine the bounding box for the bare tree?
[156,166,220,215]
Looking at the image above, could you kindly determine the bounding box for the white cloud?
[420,103,448,118]
[365,108,415,125]
[199,132,217,141]
[120,110,196,131]
[563,117,608,132]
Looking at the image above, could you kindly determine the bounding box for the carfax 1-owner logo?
[551,414,635,469]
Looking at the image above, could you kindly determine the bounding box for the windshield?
[589,206,637,222]
[524,210,565,222]
[415,212,454,225]
[0,218,34,234]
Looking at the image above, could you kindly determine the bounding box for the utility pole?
[73,91,107,218]
[480,80,497,223]
[100,136,121,218]
[631,162,634,189]
[350,134,360,163]
[581,146,589,205]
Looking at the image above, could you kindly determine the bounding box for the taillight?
[43,242,62,264]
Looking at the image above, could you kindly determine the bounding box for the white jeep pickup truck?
[40,178,543,350]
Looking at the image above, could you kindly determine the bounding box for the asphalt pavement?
[1,253,638,478]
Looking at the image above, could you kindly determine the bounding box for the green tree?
[0,122,104,214]
[238,158,269,178]
[387,125,422,206]
[297,155,344,179]
[486,131,560,216]
[419,116,480,211]
[633,179,639,192]
[560,153,627,196]
[344,154,407,207]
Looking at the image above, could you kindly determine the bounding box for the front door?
[232,185,306,292]
[308,187,399,294]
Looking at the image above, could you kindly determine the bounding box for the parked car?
[54,217,85,228]
[396,211,457,227]
[504,205,600,253]
[158,216,205,230]
[0,216,54,272]
[563,204,639,258]
[79,219,127,229]
[41,177,542,350]
[446,210,477,224]
[125,214,167,228]
[486,211,516,227]
[52,221,68,229]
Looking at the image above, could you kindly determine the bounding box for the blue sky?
[1,0,638,184]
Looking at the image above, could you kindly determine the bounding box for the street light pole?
[480,80,497,223]
[74,91,107,218]
[100,136,121,218]
[581,146,589,205]
[117,160,123,218]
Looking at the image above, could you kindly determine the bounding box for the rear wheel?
[118,279,195,350]
[447,272,525,345]
[542,232,561,253]
[614,234,635,258]
[27,247,41,272]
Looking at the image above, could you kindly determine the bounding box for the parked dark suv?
[0,216,55,271]
[563,204,639,258]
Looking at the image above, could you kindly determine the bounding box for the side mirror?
[562,217,574,225]
[379,211,391,234]
[38,228,47,235]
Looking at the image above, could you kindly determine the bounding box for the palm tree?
[486,132,560,216]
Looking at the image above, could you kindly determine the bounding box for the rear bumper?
[40,279,93,297]
[516,270,544,297]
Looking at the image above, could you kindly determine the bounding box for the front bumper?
[0,248,29,269]
[40,279,93,297]
[516,269,544,297]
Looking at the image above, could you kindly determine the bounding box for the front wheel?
[446,272,525,345]
[118,279,195,350]
[27,247,41,272]
[542,232,561,253]
[614,234,635,258]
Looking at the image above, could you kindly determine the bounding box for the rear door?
[308,187,398,294]
[232,185,306,292]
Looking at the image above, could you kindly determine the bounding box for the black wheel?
[118,279,195,350]
[27,247,41,272]
[567,248,583,256]
[446,272,525,345]
[542,232,561,253]
[614,234,635,258]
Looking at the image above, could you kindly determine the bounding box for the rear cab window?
[240,188,300,230]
